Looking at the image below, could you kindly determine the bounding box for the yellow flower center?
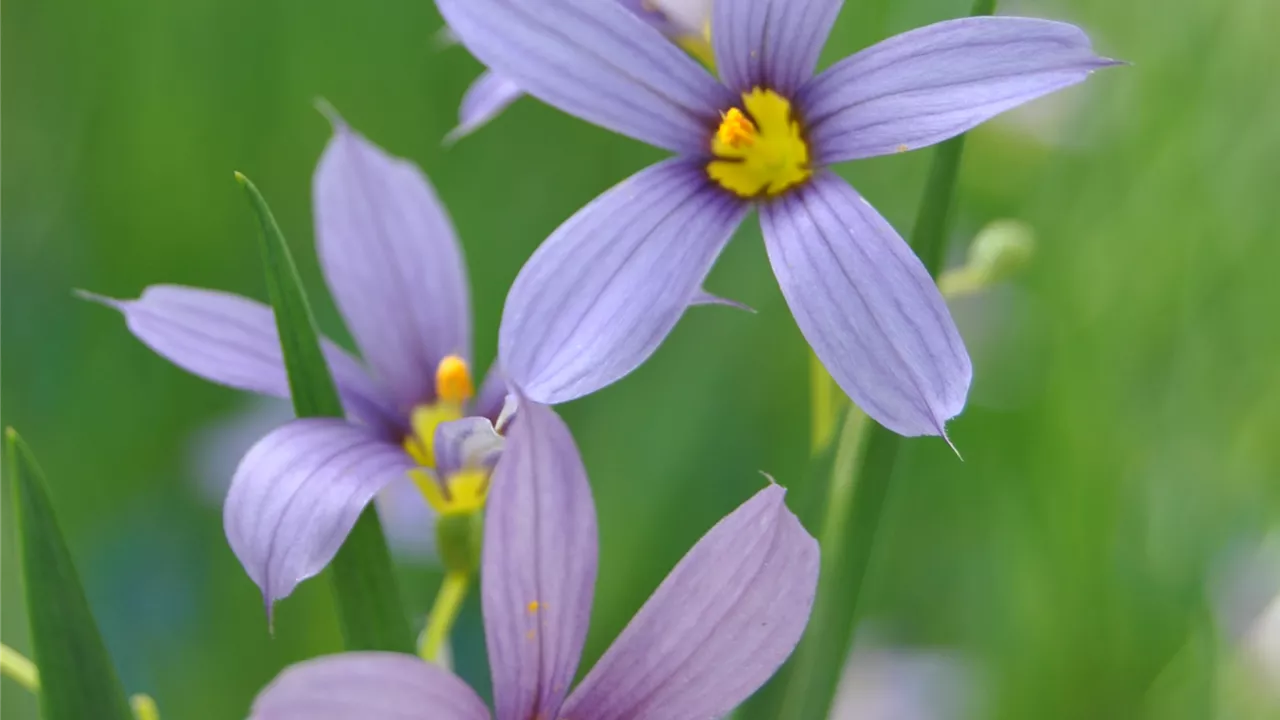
[402,355,490,516]
[414,467,489,517]
[707,88,812,198]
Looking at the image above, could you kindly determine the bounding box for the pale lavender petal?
[713,0,844,96]
[224,418,416,610]
[801,17,1118,163]
[499,159,749,404]
[471,364,509,423]
[562,484,819,720]
[79,286,400,435]
[482,399,596,720]
[691,287,755,313]
[436,0,731,154]
[432,416,503,477]
[446,70,525,144]
[760,173,971,436]
[374,478,437,561]
[620,0,712,37]
[249,652,489,720]
[315,117,471,411]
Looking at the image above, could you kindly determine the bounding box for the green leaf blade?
[7,429,133,720]
[235,173,413,654]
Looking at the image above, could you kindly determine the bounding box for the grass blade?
[7,429,133,720]
[236,172,413,653]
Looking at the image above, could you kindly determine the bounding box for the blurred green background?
[4,0,1279,717]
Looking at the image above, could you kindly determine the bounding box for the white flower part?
[831,642,979,720]
[649,0,711,36]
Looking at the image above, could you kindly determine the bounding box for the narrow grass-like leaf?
[7,429,133,720]
[235,172,413,653]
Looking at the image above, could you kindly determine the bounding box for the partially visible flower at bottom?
[248,399,820,720]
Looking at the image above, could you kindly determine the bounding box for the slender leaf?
[7,429,133,720]
[235,172,413,653]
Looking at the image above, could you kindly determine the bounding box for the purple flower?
[446,0,713,142]
[439,0,1119,438]
[248,399,820,720]
[84,112,510,609]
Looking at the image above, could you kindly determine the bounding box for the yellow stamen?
[413,467,489,517]
[131,694,161,720]
[404,403,463,468]
[435,355,474,405]
[716,108,757,149]
[708,88,812,198]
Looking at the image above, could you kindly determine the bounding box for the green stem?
[0,643,40,692]
[770,1,995,716]
[419,572,470,663]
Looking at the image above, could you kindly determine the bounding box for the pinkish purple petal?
[800,17,1118,163]
[446,70,524,144]
[249,652,489,720]
[224,418,416,611]
[436,0,731,154]
[314,116,471,412]
[482,399,597,720]
[498,159,749,404]
[713,0,844,96]
[760,172,971,437]
[561,484,819,720]
[78,286,400,435]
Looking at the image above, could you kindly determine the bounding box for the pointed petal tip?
[691,288,756,314]
[73,288,124,309]
[313,97,350,134]
[939,425,963,461]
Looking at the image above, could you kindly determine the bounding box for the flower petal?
[79,286,400,435]
[800,17,1118,163]
[223,418,416,611]
[433,416,504,477]
[498,159,749,404]
[713,0,844,96]
[470,364,509,423]
[436,0,731,154]
[445,70,524,144]
[374,478,437,561]
[249,652,489,720]
[561,483,819,720]
[760,172,971,436]
[315,116,471,411]
[482,399,597,720]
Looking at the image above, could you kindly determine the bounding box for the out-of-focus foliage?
[2,0,1277,717]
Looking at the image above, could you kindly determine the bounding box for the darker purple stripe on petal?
[760,173,970,436]
[498,159,749,404]
[561,484,818,720]
[482,399,597,720]
[799,17,1117,163]
[438,0,729,154]
[224,419,416,609]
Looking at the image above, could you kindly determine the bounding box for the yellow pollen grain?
[896,144,910,153]
[528,600,540,614]
[435,355,474,405]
